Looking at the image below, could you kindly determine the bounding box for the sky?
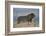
[13,8,39,22]
[13,8,39,17]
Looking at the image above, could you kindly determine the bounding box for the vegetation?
[17,13,35,25]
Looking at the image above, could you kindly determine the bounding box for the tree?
[27,13,35,25]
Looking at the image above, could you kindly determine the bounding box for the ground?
[13,19,35,28]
